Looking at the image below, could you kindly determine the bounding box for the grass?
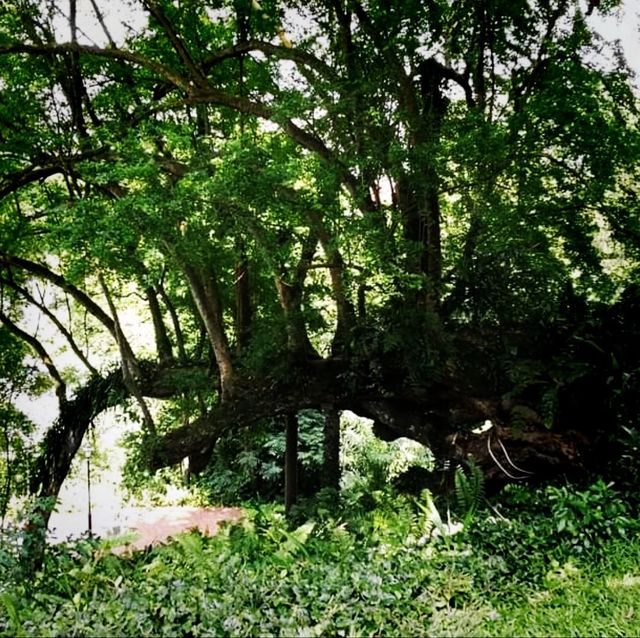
[481,540,640,637]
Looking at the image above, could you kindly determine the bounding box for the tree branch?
[98,273,156,434]
[0,275,97,375]
[0,254,116,336]
[0,40,366,210]
[157,279,188,362]
[88,0,116,48]
[349,0,420,121]
[0,42,193,93]
[143,0,209,88]
[0,150,108,200]
[202,39,336,80]
[0,308,67,405]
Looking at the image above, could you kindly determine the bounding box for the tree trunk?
[322,405,341,490]
[182,263,235,400]
[234,247,252,355]
[308,208,355,355]
[275,278,318,359]
[284,413,298,512]
[147,285,173,364]
[274,228,319,359]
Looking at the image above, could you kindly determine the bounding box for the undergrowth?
[1,480,639,637]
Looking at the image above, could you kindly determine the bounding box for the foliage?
[0,329,38,521]
[340,412,434,497]
[0,0,639,576]
[546,479,635,552]
[453,458,485,525]
[467,480,640,586]
[189,411,433,507]
[191,410,326,504]
[1,480,640,636]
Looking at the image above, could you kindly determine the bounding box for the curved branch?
[0,40,366,208]
[0,166,67,200]
[0,309,66,404]
[202,39,336,80]
[0,150,109,200]
[0,275,97,375]
[0,253,116,336]
[0,42,192,93]
[185,91,362,201]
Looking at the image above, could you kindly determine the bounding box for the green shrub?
[195,410,325,505]
[546,479,637,551]
[3,479,640,637]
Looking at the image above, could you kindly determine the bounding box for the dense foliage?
[2,479,640,636]
[0,0,639,578]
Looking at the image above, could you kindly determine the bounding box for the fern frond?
[454,458,485,523]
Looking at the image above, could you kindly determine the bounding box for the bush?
[195,410,325,504]
[3,479,639,636]
[546,479,637,551]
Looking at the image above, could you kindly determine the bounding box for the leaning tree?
[0,0,639,535]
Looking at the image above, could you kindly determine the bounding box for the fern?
[454,459,485,524]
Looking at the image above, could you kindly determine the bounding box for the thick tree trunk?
[274,228,319,359]
[307,208,355,355]
[275,278,318,358]
[147,285,173,364]
[183,264,235,399]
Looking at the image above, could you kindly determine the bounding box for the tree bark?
[274,229,319,359]
[307,208,355,355]
[182,263,235,400]
[234,245,252,355]
[322,406,341,490]
[147,285,173,364]
[99,274,156,434]
[284,413,298,512]
[275,278,318,358]
[157,281,188,362]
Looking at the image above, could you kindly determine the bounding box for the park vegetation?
[0,0,639,634]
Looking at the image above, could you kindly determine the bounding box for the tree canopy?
[0,0,639,532]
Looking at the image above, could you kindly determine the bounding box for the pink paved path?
[112,506,245,553]
[48,505,244,552]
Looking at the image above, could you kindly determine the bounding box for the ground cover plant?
[1,1,639,565]
[2,479,640,637]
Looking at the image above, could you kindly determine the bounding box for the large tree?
[0,0,639,530]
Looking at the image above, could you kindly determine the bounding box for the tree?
[0,0,638,539]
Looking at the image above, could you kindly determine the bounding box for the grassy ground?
[441,539,640,637]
